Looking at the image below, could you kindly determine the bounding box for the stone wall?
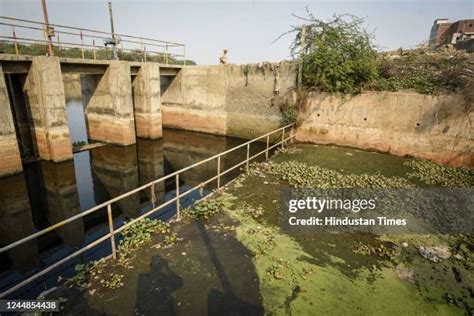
[295,91,473,168]
[161,63,296,139]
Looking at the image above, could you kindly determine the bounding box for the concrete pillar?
[24,57,73,162]
[82,61,136,146]
[133,64,162,139]
[0,65,23,177]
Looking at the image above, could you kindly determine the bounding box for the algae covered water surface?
[51,144,473,315]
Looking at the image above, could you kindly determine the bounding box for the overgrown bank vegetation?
[278,11,473,98]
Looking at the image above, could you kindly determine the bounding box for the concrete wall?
[63,74,82,99]
[81,61,136,146]
[295,91,474,167]
[161,63,296,139]
[0,65,23,176]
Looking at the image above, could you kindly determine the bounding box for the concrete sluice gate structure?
[0,55,183,177]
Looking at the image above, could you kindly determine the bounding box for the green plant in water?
[185,199,224,219]
[404,159,474,187]
[72,140,88,147]
[261,160,414,188]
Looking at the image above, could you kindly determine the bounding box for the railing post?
[246,143,250,172]
[290,127,295,144]
[282,128,285,148]
[175,174,180,220]
[12,26,19,56]
[150,183,156,206]
[57,33,62,55]
[93,39,97,60]
[183,45,186,67]
[80,31,84,59]
[107,204,116,260]
[217,156,221,189]
[265,135,270,161]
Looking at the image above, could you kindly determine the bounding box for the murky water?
[0,99,269,299]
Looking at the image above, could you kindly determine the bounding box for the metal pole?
[297,25,306,87]
[41,0,54,56]
[93,39,97,60]
[183,45,186,66]
[108,1,118,60]
[57,33,61,55]
[175,174,180,220]
[265,135,270,160]
[282,129,285,148]
[12,26,19,56]
[246,143,250,172]
[80,31,84,59]
[150,183,156,206]
[217,156,221,189]
[165,44,169,64]
[107,204,116,259]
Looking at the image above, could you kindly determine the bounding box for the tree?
[277,11,378,93]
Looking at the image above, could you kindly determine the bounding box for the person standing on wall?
[220,49,228,64]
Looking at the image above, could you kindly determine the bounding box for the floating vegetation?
[71,219,175,290]
[254,160,414,188]
[404,159,474,187]
[72,140,88,147]
[184,194,233,219]
[118,219,172,267]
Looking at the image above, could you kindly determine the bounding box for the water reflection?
[0,127,268,299]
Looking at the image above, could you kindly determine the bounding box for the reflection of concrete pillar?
[40,160,84,247]
[163,129,226,186]
[0,174,39,271]
[133,64,162,139]
[0,65,22,176]
[24,57,73,162]
[91,145,139,218]
[81,61,136,146]
[137,138,165,201]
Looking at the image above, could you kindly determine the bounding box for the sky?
[0,0,473,64]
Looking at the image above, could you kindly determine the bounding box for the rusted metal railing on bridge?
[0,16,186,65]
[0,123,295,298]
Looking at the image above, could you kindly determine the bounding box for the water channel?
[0,98,269,298]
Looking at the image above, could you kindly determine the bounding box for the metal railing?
[0,16,186,65]
[0,123,295,298]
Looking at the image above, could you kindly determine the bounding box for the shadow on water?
[0,120,269,299]
[131,216,263,316]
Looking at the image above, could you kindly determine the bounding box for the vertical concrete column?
[82,61,136,145]
[133,63,163,139]
[25,56,73,162]
[0,65,23,176]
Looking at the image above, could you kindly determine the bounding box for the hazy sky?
[1,0,472,64]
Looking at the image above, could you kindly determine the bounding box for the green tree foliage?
[277,11,378,93]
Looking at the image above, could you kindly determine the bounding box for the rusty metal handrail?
[0,16,187,65]
[0,124,295,298]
